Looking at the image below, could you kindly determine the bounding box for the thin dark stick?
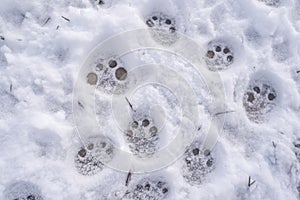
[248,176,251,187]
[248,176,256,187]
[43,17,51,26]
[0,35,4,40]
[125,97,136,112]
[9,84,12,92]
[56,25,60,30]
[214,110,235,116]
[125,170,132,186]
[61,16,70,22]
[78,101,84,109]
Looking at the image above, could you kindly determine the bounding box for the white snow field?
[1,0,300,199]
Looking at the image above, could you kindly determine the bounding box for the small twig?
[197,126,201,131]
[272,141,276,148]
[125,97,136,112]
[214,110,235,116]
[125,170,132,186]
[78,101,84,109]
[61,16,70,22]
[9,83,12,92]
[248,176,256,187]
[121,190,130,198]
[56,25,60,30]
[43,17,51,26]
[297,70,300,74]
[0,35,4,40]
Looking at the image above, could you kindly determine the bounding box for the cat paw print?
[145,12,178,46]
[182,142,215,185]
[243,78,277,123]
[74,136,114,176]
[124,177,169,200]
[125,116,159,158]
[86,58,129,95]
[205,39,234,71]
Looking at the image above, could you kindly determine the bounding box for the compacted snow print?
[1,0,300,199]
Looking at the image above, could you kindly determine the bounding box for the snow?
[1,0,300,199]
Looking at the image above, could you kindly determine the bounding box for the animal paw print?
[243,80,277,123]
[74,136,114,176]
[125,177,169,200]
[205,40,234,70]
[86,58,128,94]
[257,0,280,7]
[4,181,44,200]
[182,142,214,185]
[125,117,159,158]
[146,12,176,33]
[145,12,177,45]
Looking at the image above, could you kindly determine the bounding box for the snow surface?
[1,0,300,199]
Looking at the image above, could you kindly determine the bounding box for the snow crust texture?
[1,0,300,199]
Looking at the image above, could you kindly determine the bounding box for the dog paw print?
[74,136,114,176]
[86,58,128,94]
[145,12,177,45]
[125,117,159,158]
[243,79,277,123]
[205,40,234,70]
[124,177,169,200]
[182,143,215,185]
